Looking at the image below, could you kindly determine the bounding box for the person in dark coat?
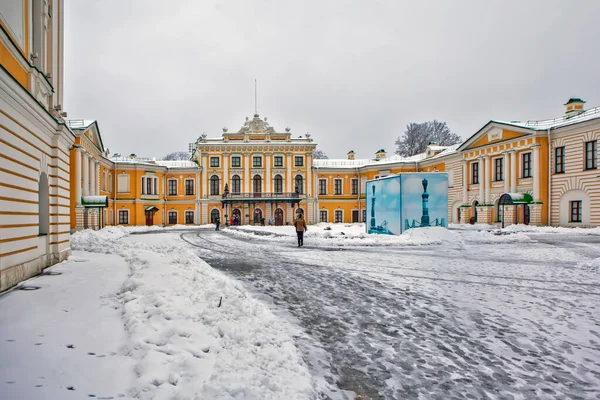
[215,216,220,231]
[293,213,307,247]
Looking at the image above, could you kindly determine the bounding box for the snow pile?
[459,229,533,244]
[71,229,316,399]
[228,224,463,247]
[504,224,600,235]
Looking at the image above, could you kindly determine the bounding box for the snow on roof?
[494,106,600,131]
[66,119,96,129]
[426,143,460,160]
[155,160,197,168]
[314,152,427,169]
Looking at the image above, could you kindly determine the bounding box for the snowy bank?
[71,227,316,399]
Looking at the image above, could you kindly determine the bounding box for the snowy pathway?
[184,226,600,400]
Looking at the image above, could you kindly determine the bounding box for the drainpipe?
[355,167,360,222]
[547,127,552,226]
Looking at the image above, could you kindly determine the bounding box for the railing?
[519,106,600,128]
[222,192,300,200]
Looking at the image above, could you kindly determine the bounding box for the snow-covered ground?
[1,223,600,399]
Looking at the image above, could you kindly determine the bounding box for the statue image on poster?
[366,173,448,235]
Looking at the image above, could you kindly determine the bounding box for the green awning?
[498,193,533,205]
[81,196,108,207]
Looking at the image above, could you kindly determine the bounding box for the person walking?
[293,213,307,247]
[215,216,220,231]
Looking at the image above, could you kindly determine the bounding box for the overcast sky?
[63,0,600,160]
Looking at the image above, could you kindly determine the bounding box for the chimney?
[564,98,586,118]
[375,149,386,161]
[347,150,355,160]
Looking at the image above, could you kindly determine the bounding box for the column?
[306,153,312,197]
[91,160,97,196]
[195,168,201,224]
[462,159,468,204]
[244,153,250,193]
[484,155,491,204]
[265,152,271,193]
[74,148,82,204]
[478,157,484,203]
[223,153,229,191]
[503,152,510,194]
[510,150,517,193]
[286,153,293,193]
[201,153,208,197]
[532,145,540,201]
[82,153,89,196]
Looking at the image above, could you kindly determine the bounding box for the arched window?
[231,175,241,194]
[39,172,49,235]
[295,175,304,194]
[273,174,283,193]
[253,175,262,194]
[210,175,220,195]
[210,209,220,223]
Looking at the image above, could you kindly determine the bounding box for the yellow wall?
[0,40,28,88]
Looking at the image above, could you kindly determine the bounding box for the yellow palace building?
[2,1,600,292]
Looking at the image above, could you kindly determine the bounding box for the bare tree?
[395,121,460,156]
[163,151,191,161]
[313,148,329,159]
[427,120,461,146]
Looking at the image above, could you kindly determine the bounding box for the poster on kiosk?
[366,173,448,235]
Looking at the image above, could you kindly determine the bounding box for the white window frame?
[118,209,129,225]
[141,175,158,195]
[319,209,328,223]
[273,155,284,167]
[231,156,242,168]
[185,178,195,196]
[334,209,343,223]
[117,173,130,193]
[252,156,263,168]
[102,171,107,191]
[210,156,220,168]
[108,173,113,193]
[184,210,195,224]
[168,178,178,196]
[351,209,360,223]
[334,178,343,195]
[318,178,327,195]
[294,156,304,167]
[168,210,178,225]
[351,178,358,195]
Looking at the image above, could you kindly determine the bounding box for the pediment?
[459,121,532,151]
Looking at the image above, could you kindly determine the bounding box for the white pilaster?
[244,153,250,193]
[265,152,271,193]
[462,159,468,204]
[306,153,312,197]
[510,150,517,193]
[532,145,540,201]
[82,153,89,196]
[503,152,509,194]
[201,153,208,197]
[484,155,491,204]
[223,153,229,190]
[286,153,292,192]
[74,148,81,204]
[478,157,484,202]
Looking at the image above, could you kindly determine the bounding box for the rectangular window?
[471,162,479,184]
[351,178,358,195]
[185,179,194,195]
[185,211,194,224]
[253,156,262,168]
[585,140,597,170]
[319,210,328,223]
[108,173,112,193]
[274,156,283,167]
[295,156,304,167]
[362,210,366,223]
[352,210,359,223]
[570,200,582,222]
[117,174,129,193]
[555,147,565,174]
[319,179,327,195]
[210,157,219,168]
[168,211,177,225]
[522,152,532,178]
[231,156,241,168]
[334,179,342,195]
[142,176,158,195]
[334,210,343,223]
[494,158,503,181]
[168,179,177,196]
[102,171,107,191]
[118,210,128,224]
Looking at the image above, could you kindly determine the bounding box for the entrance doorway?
[274,208,284,226]
[232,208,241,225]
[523,204,530,225]
[145,210,154,226]
[253,208,263,224]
